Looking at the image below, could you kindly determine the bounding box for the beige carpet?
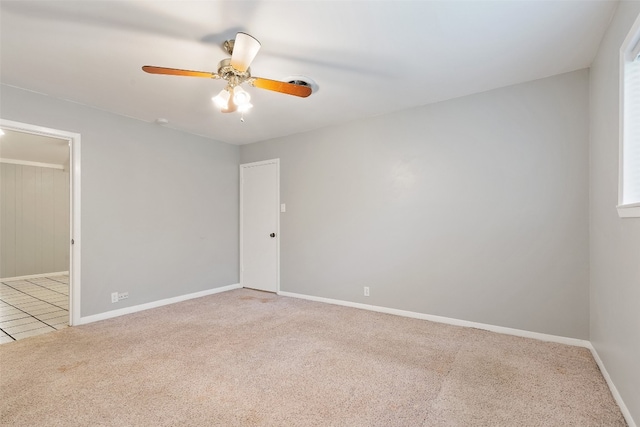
[0,288,626,426]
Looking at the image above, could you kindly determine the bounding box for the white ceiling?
[0,1,617,145]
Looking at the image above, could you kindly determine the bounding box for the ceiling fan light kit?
[229,32,261,73]
[232,86,251,106]
[142,32,314,122]
[212,88,231,109]
[213,86,253,114]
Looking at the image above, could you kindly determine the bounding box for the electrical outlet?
[111,292,119,303]
[118,292,129,301]
[364,286,370,297]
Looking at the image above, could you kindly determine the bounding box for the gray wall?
[589,1,640,423]
[1,84,239,317]
[241,70,590,339]
[1,164,69,278]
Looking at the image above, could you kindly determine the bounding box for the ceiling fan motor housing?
[217,58,251,84]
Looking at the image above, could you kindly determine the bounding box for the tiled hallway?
[0,275,69,344]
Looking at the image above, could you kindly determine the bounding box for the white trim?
[618,14,640,217]
[78,283,241,325]
[278,291,591,348]
[0,158,65,170]
[0,271,69,282]
[276,160,280,293]
[70,127,81,326]
[625,18,640,62]
[239,158,280,293]
[239,165,243,288]
[587,343,637,427]
[281,290,635,425]
[0,119,82,326]
[617,203,640,218]
[74,285,639,426]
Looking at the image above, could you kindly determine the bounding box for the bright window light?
[619,14,640,218]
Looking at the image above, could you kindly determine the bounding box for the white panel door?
[241,160,279,292]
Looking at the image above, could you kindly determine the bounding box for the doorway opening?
[0,119,81,343]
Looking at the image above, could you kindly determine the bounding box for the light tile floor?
[0,275,69,344]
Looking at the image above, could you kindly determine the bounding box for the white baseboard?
[78,283,241,325]
[277,291,590,348]
[1,271,69,282]
[278,291,640,424]
[587,343,637,427]
[74,285,635,426]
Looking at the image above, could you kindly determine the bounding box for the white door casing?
[0,118,81,325]
[240,159,279,292]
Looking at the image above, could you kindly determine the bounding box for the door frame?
[0,119,82,326]
[239,158,280,293]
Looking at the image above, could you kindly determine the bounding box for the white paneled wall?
[1,163,69,278]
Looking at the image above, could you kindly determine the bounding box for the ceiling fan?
[142,32,313,118]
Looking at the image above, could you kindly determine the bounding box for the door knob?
[270,233,276,238]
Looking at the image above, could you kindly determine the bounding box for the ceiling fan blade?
[230,32,261,72]
[250,77,313,98]
[142,66,218,79]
